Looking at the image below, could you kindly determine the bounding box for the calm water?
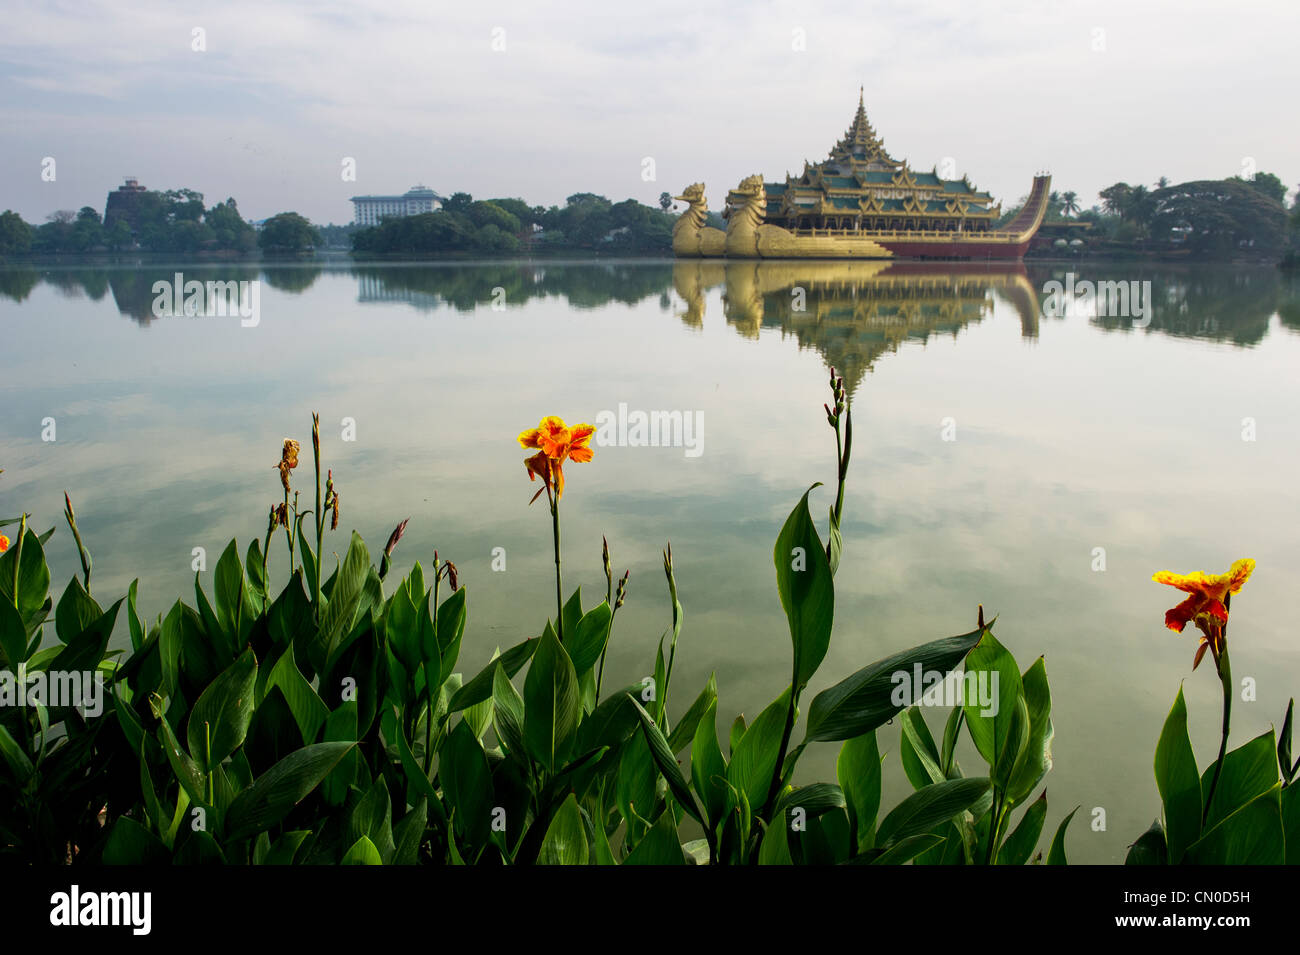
[3,258,1298,863]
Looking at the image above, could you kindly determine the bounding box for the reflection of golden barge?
[673,259,1041,389]
[672,91,1050,261]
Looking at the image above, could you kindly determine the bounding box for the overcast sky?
[2,0,1295,224]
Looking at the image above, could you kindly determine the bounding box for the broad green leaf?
[523,627,581,771]
[213,540,245,648]
[491,663,527,760]
[630,696,704,825]
[691,698,729,829]
[187,648,258,772]
[1007,657,1054,806]
[900,706,944,789]
[1153,686,1201,863]
[448,637,537,714]
[102,816,169,864]
[805,627,985,742]
[264,644,328,744]
[54,575,101,645]
[867,832,945,865]
[1184,785,1284,865]
[997,790,1047,864]
[0,724,34,782]
[1124,818,1168,865]
[225,741,355,840]
[392,800,428,866]
[726,687,792,813]
[1199,730,1278,830]
[667,673,718,754]
[341,835,383,865]
[962,629,1025,774]
[567,601,612,675]
[538,793,588,865]
[838,731,882,853]
[875,776,991,848]
[774,486,834,690]
[1046,806,1079,865]
[624,810,685,865]
[440,719,493,849]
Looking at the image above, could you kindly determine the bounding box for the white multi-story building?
[350,185,442,226]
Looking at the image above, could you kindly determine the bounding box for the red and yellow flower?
[1153,558,1254,672]
[0,534,9,554]
[518,416,595,503]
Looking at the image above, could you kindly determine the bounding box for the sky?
[1,0,1296,225]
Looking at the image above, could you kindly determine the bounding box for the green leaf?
[962,629,1025,775]
[997,790,1047,864]
[900,706,944,789]
[54,574,101,644]
[318,532,369,671]
[213,539,246,648]
[624,810,685,865]
[157,711,206,806]
[264,644,328,744]
[49,597,122,678]
[567,601,612,676]
[691,698,729,829]
[448,637,537,714]
[0,526,51,637]
[1153,686,1202,863]
[667,673,718,754]
[1124,818,1168,865]
[726,687,792,813]
[1199,730,1278,830]
[1281,783,1300,865]
[434,586,467,683]
[774,486,835,690]
[102,816,169,864]
[867,832,945,865]
[1184,785,1284,864]
[187,648,258,772]
[440,719,493,848]
[392,800,428,866]
[875,776,990,848]
[0,724,34,782]
[1046,806,1079,865]
[0,597,26,669]
[523,626,581,772]
[341,836,383,865]
[805,627,985,742]
[263,830,311,865]
[837,731,882,853]
[630,696,704,825]
[491,663,527,760]
[225,741,355,841]
[538,793,588,865]
[1006,657,1054,806]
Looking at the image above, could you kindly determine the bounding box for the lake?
[2,257,1297,863]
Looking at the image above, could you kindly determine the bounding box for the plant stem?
[1203,646,1233,826]
[551,492,563,643]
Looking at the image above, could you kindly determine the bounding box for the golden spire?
[833,89,885,161]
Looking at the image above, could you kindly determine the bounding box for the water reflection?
[6,261,1296,353]
[685,261,1041,394]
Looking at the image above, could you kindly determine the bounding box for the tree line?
[0,189,321,256]
[350,192,674,255]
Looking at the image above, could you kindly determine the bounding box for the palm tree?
[1061,191,1080,217]
[1155,176,1170,189]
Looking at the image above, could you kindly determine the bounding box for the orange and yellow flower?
[518,416,595,502]
[0,534,8,553]
[1153,558,1254,672]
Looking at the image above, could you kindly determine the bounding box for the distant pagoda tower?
[104,177,149,233]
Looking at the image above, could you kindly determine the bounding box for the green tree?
[659,191,672,212]
[0,210,34,255]
[258,212,321,253]
[1229,171,1286,204]
[205,198,256,252]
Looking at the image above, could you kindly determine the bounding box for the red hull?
[873,238,1033,260]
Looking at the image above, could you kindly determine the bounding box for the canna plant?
[1128,561,1300,864]
[1,377,1077,865]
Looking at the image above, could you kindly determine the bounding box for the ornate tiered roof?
[765,90,1000,228]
